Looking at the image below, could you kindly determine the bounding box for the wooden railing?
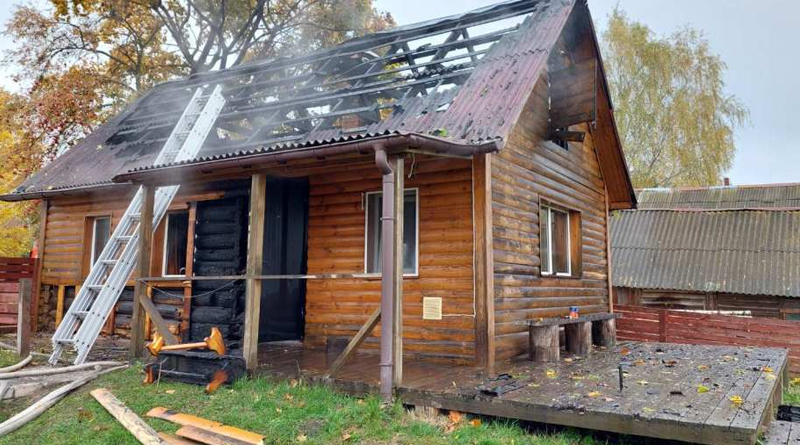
[616,304,800,375]
[0,257,39,332]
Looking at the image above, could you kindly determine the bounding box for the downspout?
[374,144,395,402]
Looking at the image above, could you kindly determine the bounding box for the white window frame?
[363,188,420,277]
[540,205,571,277]
[90,216,111,266]
[161,211,188,278]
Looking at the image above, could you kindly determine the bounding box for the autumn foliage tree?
[601,9,748,188]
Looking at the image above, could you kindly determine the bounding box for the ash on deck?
[257,341,787,445]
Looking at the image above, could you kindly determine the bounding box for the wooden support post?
[55,285,65,327]
[529,325,559,362]
[392,155,404,385]
[565,322,591,355]
[325,307,381,378]
[32,200,47,332]
[473,153,495,374]
[16,278,31,358]
[181,203,197,341]
[592,319,616,347]
[244,173,267,370]
[130,185,155,360]
[604,185,614,313]
[658,310,668,342]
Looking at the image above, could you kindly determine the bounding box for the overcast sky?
[1,1,797,186]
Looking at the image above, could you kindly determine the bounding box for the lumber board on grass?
[177,425,262,445]
[147,407,264,445]
[158,433,199,445]
[90,388,163,445]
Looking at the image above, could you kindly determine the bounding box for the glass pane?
[403,190,417,274]
[164,212,189,276]
[552,209,569,274]
[540,208,550,274]
[366,193,382,274]
[92,217,111,265]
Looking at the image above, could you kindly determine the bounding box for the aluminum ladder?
[49,85,226,365]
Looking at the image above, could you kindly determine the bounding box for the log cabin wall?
[492,72,611,362]
[303,156,476,364]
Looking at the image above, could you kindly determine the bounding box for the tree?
[601,9,748,188]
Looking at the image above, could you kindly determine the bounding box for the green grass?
[784,378,800,406]
[0,349,21,368]
[0,366,614,445]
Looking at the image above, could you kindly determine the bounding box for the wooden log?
[16,279,31,358]
[244,173,267,370]
[565,321,591,355]
[592,318,616,347]
[324,307,381,378]
[529,325,559,362]
[90,388,163,445]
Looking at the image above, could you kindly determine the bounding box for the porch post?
[130,184,155,359]
[244,173,267,370]
[473,153,495,375]
[375,147,396,402]
[392,155,404,386]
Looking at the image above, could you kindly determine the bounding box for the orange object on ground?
[148,327,225,356]
[146,407,265,445]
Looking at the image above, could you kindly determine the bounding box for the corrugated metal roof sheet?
[610,210,800,298]
[9,0,576,198]
[637,184,800,210]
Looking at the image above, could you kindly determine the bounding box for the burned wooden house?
[2,0,635,394]
[611,184,800,318]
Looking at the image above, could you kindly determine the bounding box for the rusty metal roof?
[637,184,800,210]
[8,0,577,199]
[611,209,800,298]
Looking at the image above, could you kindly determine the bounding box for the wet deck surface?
[257,341,787,445]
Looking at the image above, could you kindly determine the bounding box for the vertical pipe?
[375,146,395,402]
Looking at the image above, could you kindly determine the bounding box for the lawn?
[0,366,612,445]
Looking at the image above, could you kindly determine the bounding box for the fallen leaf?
[697,384,709,393]
[587,391,602,397]
[790,377,800,386]
[765,373,777,381]
[289,379,299,388]
[165,389,176,394]
[357,399,365,405]
[342,433,352,441]
[637,380,649,386]
[730,395,743,407]
[296,434,307,443]
[546,369,557,378]
[284,393,294,400]
[276,408,282,413]
[528,383,540,388]
[642,407,655,413]
[620,348,631,356]
[448,411,463,423]
[762,366,773,373]
[697,364,709,371]
[469,419,481,427]
[663,360,678,367]
[563,358,573,363]
[633,359,646,366]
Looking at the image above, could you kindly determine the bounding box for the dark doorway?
[258,177,309,342]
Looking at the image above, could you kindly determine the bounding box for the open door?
[258,177,309,342]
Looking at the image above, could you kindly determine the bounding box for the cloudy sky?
[1,0,797,186]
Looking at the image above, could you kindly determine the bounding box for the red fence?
[0,258,39,332]
[616,304,800,375]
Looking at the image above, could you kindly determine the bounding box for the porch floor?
[256,341,787,445]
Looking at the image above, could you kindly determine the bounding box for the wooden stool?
[592,318,616,348]
[565,321,592,355]
[529,325,560,362]
[525,312,622,362]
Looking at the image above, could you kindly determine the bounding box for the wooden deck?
[256,341,788,445]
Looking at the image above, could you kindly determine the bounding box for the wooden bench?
[525,312,621,362]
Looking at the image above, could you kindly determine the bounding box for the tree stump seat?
[525,312,621,362]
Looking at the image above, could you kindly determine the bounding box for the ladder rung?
[74,310,90,319]
[55,338,75,345]
[129,214,141,220]
[86,284,104,290]
[116,235,132,242]
[101,259,117,265]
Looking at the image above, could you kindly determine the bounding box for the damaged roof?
[611,185,800,298]
[7,0,631,204]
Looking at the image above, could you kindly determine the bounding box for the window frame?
[89,215,111,266]
[161,210,190,278]
[540,205,571,277]
[540,200,582,278]
[363,187,420,277]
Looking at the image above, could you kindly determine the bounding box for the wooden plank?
[244,173,266,370]
[181,203,197,341]
[16,279,31,358]
[325,307,381,378]
[176,425,260,445]
[472,153,495,373]
[130,185,155,359]
[55,285,66,327]
[393,155,404,385]
[90,388,163,445]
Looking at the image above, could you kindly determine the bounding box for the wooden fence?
[616,304,800,375]
[0,257,39,332]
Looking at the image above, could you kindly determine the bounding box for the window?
[162,211,189,276]
[90,216,111,266]
[540,204,581,276]
[365,189,418,275]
